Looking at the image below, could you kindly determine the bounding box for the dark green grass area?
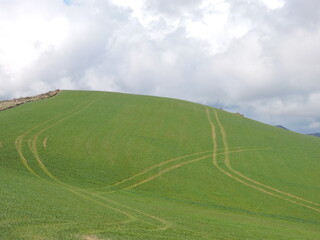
[0,90,319,239]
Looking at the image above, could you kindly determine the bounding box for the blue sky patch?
[63,0,71,5]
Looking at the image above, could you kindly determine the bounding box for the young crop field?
[0,90,319,239]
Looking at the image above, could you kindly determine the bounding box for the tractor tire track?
[27,97,101,182]
[206,108,320,213]
[118,149,261,192]
[214,111,320,209]
[16,98,137,230]
[91,192,171,231]
[43,137,48,149]
[29,98,137,223]
[15,98,92,178]
[96,146,263,193]
[25,98,170,231]
[95,150,214,191]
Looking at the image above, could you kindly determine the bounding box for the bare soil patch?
[0,89,60,111]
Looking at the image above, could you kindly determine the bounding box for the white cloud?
[1,0,320,133]
[259,0,285,10]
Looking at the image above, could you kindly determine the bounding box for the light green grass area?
[0,90,319,239]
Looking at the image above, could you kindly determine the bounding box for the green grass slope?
[0,90,319,240]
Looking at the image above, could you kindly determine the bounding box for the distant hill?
[308,133,320,137]
[275,125,320,138]
[0,90,319,240]
[275,125,290,131]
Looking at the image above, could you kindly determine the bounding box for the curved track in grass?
[1,90,319,239]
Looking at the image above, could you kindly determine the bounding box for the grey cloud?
[282,0,320,29]
[145,0,204,17]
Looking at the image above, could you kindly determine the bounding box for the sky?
[0,0,320,133]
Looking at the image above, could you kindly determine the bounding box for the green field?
[0,90,319,240]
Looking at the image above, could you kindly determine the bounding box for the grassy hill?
[0,90,319,240]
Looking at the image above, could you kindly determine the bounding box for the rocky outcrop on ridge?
[0,90,60,111]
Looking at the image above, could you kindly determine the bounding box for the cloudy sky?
[0,0,320,133]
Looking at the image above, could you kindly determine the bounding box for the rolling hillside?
[0,90,319,240]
